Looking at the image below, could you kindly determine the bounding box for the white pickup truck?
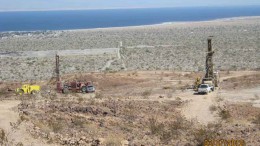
[198,84,212,94]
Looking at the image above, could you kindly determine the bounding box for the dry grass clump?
[225,103,260,122]
[252,114,260,125]
[148,116,193,144]
[18,97,185,145]
[209,105,218,112]
[192,122,222,146]
[218,109,231,120]
[95,92,104,99]
[162,86,172,90]
[221,74,260,90]
[104,136,122,146]
[0,128,7,145]
[142,90,152,98]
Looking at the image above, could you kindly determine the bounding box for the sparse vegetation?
[192,123,222,146]
[209,105,218,112]
[252,114,260,125]
[142,89,152,98]
[149,116,193,144]
[219,109,231,120]
[0,17,260,145]
[95,92,104,99]
[0,128,7,145]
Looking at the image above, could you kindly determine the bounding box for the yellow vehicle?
[16,84,41,95]
[194,77,201,91]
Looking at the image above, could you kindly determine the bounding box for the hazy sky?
[1,0,260,11]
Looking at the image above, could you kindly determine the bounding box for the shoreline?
[1,16,260,33]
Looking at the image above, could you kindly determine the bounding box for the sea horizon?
[1,6,260,32]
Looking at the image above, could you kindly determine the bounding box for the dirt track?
[0,100,53,146]
[0,71,259,145]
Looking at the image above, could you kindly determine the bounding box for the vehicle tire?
[17,89,24,95]
[81,86,87,93]
[62,88,69,94]
[31,90,37,95]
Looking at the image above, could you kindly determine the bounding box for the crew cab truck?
[198,84,212,94]
[16,84,41,95]
[61,81,95,94]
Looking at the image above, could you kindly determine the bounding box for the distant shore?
[1,16,259,33]
[66,16,260,32]
[1,6,260,32]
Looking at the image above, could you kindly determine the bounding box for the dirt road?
[179,90,218,125]
[0,100,54,146]
[181,71,260,125]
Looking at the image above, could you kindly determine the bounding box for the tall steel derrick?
[205,37,214,79]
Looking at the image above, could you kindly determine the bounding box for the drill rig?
[55,54,95,94]
[201,37,219,88]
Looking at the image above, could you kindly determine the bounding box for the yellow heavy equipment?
[16,84,40,95]
[194,77,201,91]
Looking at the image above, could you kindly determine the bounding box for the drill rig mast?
[202,37,219,87]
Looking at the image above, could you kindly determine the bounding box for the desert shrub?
[215,96,224,102]
[0,128,7,145]
[193,123,222,146]
[193,128,208,146]
[148,118,164,135]
[253,114,260,125]
[149,116,191,144]
[168,116,189,138]
[72,117,86,128]
[132,71,138,76]
[142,90,152,98]
[20,115,29,122]
[175,97,182,102]
[95,92,104,99]
[77,97,84,103]
[163,86,171,90]
[194,126,221,145]
[166,93,172,98]
[48,120,64,133]
[219,109,231,120]
[105,137,122,146]
[209,105,218,112]
[16,142,24,146]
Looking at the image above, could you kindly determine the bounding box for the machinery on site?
[16,84,41,95]
[198,84,213,94]
[61,81,95,94]
[55,55,95,94]
[195,37,219,91]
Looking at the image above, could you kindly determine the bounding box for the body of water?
[0,6,260,32]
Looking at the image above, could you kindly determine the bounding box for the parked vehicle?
[198,84,212,94]
[16,84,40,95]
[60,81,95,94]
[86,85,95,93]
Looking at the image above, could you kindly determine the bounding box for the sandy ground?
[0,100,54,146]
[181,71,260,124]
[0,70,259,145]
[181,90,218,125]
[0,48,119,58]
